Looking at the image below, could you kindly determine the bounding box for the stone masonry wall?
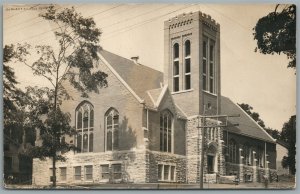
[32,150,146,186]
[226,162,277,183]
[146,150,186,183]
[186,116,224,183]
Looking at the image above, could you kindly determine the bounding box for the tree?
[11,5,108,187]
[3,45,37,184]
[3,45,29,145]
[238,103,282,140]
[238,103,265,128]
[253,4,296,68]
[280,115,296,175]
[264,127,280,140]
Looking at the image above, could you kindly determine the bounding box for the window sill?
[158,180,177,183]
[171,88,194,95]
[202,90,217,96]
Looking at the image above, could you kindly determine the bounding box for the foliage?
[10,5,108,186]
[238,103,266,128]
[280,115,296,175]
[264,127,280,140]
[238,103,283,140]
[3,45,29,145]
[253,4,296,68]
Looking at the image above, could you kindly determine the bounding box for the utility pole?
[197,114,239,189]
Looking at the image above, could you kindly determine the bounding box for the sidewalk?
[4,181,295,190]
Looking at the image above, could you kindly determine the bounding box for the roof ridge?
[101,49,163,74]
[221,96,275,143]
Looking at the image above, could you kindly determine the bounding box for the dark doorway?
[207,155,214,173]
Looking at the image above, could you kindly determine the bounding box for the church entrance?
[206,144,217,174]
[207,155,214,173]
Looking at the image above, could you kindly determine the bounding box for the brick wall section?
[164,11,221,117]
[147,90,186,155]
[32,150,147,186]
[60,59,145,152]
[146,150,186,183]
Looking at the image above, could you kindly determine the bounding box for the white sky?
[3,4,296,131]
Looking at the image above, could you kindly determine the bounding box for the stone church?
[32,11,277,186]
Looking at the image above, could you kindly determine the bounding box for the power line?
[101,4,172,29]
[5,5,84,33]
[34,4,168,44]
[203,5,251,32]
[101,4,196,41]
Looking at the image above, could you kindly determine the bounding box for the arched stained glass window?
[76,102,94,153]
[160,110,173,153]
[105,108,119,151]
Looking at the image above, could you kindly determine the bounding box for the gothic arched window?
[160,110,173,152]
[173,43,180,92]
[76,102,94,153]
[105,108,119,151]
[184,40,191,90]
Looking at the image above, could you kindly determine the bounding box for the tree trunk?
[52,156,56,187]
[52,69,59,187]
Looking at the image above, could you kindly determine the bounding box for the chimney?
[131,56,139,64]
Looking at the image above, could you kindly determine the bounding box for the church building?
[32,11,277,186]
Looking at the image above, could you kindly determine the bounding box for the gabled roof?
[276,139,289,148]
[221,96,275,143]
[145,87,163,108]
[145,86,187,119]
[99,49,163,101]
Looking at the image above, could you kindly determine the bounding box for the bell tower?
[163,11,221,116]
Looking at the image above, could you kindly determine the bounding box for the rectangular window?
[170,166,175,181]
[101,165,110,180]
[49,168,53,182]
[112,164,122,179]
[203,39,207,91]
[209,41,215,94]
[60,167,67,181]
[173,61,179,75]
[173,77,179,92]
[158,164,176,182]
[158,164,163,180]
[184,58,191,90]
[164,165,170,180]
[173,60,180,92]
[185,74,191,90]
[185,59,191,73]
[85,165,93,180]
[74,166,81,181]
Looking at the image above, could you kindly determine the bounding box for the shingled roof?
[99,50,186,119]
[100,49,163,100]
[221,96,275,143]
